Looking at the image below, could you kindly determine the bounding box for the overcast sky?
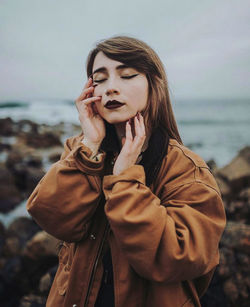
[0,0,249,101]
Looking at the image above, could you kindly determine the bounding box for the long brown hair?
[86,36,182,144]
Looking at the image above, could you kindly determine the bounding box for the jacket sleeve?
[103,163,226,283]
[27,135,106,242]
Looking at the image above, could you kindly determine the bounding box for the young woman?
[27,36,226,307]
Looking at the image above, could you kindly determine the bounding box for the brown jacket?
[27,135,226,307]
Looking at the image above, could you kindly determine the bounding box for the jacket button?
[72,304,77,307]
[90,234,96,240]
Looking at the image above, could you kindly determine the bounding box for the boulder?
[221,221,250,254]
[21,131,62,148]
[39,265,57,294]
[218,221,250,306]
[17,119,39,135]
[214,175,231,199]
[19,294,46,307]
[217,147,250,192]
[0,163,24,213]
[23,231,59,260]
[4,217,41,256]
[0,117,15,136]
[0,221,5,257]
[47,146,64,163]
[6,146,45,196]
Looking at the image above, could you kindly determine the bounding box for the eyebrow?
[92,64,131,75]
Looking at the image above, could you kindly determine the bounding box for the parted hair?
[86,35,182,144]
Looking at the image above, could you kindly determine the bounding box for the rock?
[6,146,45,196]
[7,217,41,241]
[0,221,5,257]
[19,294,46,307]
[217,146,250,192]
[221,221,250,254]
[217,221,250,306]
[206,159,217,172]
[47,146,64,163]
[21,131,62,148]
[0,163,24,213]
[0,117,15,136]
[214,175,231,199]
[4,236,21,257]
[240,187,250,201]
[17,119,39,135]
[4,217,41,256]
[25,166,45,195]
[226,200,250,224]
[23,231,59,260]
[0,256,23,304]
[39,265,57,294]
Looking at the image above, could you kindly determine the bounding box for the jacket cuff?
[103,165,145,199]
[72,142,106,175]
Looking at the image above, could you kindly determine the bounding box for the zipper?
[84,221,110,307]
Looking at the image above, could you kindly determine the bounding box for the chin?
[105,118,127,124]
[102,113,134,125]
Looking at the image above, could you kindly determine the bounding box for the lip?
[104,100,125,110]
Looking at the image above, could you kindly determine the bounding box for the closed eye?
[93,74,139,85]
[93,78,107,84]
[121,74,139,79]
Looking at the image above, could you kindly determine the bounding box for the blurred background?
[0,0,249,306]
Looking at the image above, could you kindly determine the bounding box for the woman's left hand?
[113,113,146,176]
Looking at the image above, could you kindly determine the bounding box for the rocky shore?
[0,117,249,306]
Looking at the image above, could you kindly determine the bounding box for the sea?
[0,98,250,225]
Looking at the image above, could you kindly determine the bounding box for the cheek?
[94,101,103,113]
[136,84,148,108]
[93,86,103,97]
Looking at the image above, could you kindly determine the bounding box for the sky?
[0,0,249,102]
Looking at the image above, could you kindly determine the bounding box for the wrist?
[81,139,101,158]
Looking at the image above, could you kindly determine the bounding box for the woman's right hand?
[75,78,105,154]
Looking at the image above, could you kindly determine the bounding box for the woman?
[27,36,226,307]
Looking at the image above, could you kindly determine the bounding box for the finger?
[134,115,141,136]
[124,121,133,143]
[138,113,146,136]
[82,96,101,105]
[85,77,92,89]
[134,115,145,139]
[92,102,98,114]
[76,86,95,102]
[80,78,92,94]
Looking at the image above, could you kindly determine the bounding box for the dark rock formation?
[0,163,24,213]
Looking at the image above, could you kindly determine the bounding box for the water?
[0,98,249,168]
[1,97,249,225]
[172,98,250,166]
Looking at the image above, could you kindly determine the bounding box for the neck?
[114,121,150,153]
[114,122,126,146]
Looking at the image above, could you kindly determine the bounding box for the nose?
[105,87,120,96]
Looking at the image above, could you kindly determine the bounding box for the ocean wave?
[0,101,29,108]
[178,119,250,126]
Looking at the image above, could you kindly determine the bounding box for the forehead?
[92,51,126,72]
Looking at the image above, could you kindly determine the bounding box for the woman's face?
[92,52,148,124]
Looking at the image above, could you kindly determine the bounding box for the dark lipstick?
[105,100,125,109]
